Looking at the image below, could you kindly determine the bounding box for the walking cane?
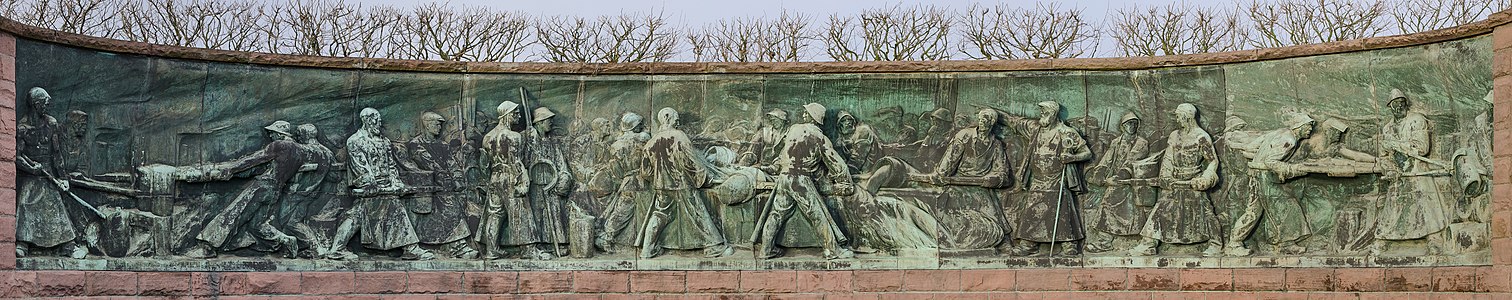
[1048,169,1067,258]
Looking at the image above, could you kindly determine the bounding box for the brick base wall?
[2,16,1512,299]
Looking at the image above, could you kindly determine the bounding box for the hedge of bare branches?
[1,0,1506,62]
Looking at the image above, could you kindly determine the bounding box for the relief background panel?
[576,75,652,127]
[699,75,766,148]
[15,42,153,175]
[853,73,938,146]
[357,70,461,142]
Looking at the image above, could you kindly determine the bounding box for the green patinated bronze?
[9,35,1496,271]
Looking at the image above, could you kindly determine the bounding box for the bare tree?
[686,10,811,62]
[115,0,270,51]
[14,0,1511,62]
[1247,0,1388,48]
[1390,0,1504,34]
[339,5,401,58]
[269,0,398,57]
[956,2,1097,60]
[823,3,952,61]
[535,11,679,63]
[3,0,121,37]
[387,3,532,61]
[1110,3,1249,57]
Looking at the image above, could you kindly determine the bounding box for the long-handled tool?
[27,157,105,219]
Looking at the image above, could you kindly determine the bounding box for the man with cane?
[1000,101,1093,257]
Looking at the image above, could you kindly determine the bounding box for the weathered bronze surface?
[11,35,1495,270]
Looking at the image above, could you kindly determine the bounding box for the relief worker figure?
[921,108,1011,250]
[347,108,435,260]
[1224,111,1316,256]
[183,120,303,258]
[59,110,89,175]
[1001,101,1093,257]
[479,101,530,259]
[742,109,789,166]
[1452,91,1494,223]
[286,124,358,260]
[596,112,652,252]
[836,110,882,173]
[524,107,575,259]
[1129,104,1223,257]
[637,108,735,259]
[16,87,88,259]
[406,112,479,259]
[574,117,616,173]
[1085,112,1153,253]
[1374,89,1450,255]
[573,117,616,214]
[1298,119,1376,163]
[755,103,857,259]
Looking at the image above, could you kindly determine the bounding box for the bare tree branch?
[1247,0,1387,48]
[12,0,1500,61]
[1110,3,1248,57]
[535,10,679,63]
[824,3,952,61]
[389,3,532,61]
[115,0,270,51]
[957,2,1098,59]
[4,0,122,37]
[267,0,399,57]
[686,10,811,62]
[1390,0,1501,34]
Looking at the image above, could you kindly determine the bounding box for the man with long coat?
[637,108,735,259]
[927,108,1011,250]
[1374,89,1449,254]
[1002,101,1093,257]
[285,124,358,260]
[1130,104,1223,256]
[406,112,478,258]
[1085,112,1152,253]
[479,101,529,259]
[596,112,652,252]
[347,108,434,260]
[523,107,575,259]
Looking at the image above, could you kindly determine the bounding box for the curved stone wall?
[0,12,1508,298]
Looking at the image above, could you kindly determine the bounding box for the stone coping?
[0,11,1507,74]
[18,253,1489,272]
